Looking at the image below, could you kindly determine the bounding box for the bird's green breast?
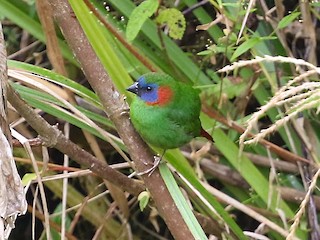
[130,83,201,149]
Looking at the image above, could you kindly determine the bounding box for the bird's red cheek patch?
[147,86,173,106]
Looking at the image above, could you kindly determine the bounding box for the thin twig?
[61,123,69,240]
[11,129,52,240]
[237,0,255,44]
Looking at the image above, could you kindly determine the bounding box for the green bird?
[127,73,212,153]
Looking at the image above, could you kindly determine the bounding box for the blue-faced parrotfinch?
[127,73,212,151]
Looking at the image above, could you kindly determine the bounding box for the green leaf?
[8,60,101,107]
[68,0,133,94]
[159,163,208,240]
[126,0,159,42]
[197,49,212,56]
[50,203,72,240]
[212,128,294,215]
[11,83,124,149]
[108,0,213,85]
[165,149,247,239]
[278,11,301,29]
[138,191,150,211]
[156,8,186,40]
[231,37,261,61]
[311,2,320,7]
[21,173,37,186]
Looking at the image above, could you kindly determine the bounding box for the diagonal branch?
[46,1,195,239]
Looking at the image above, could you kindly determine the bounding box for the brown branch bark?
[0,22,10,141]
[46,1,195,239]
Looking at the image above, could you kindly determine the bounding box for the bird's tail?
[201,128,214,142]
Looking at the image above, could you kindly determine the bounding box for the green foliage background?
[1,0,320,239]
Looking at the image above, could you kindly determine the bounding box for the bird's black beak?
[126,81,139,95]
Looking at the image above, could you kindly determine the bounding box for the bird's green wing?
[166,85,201,138]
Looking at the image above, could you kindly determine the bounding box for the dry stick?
[14,157,130,172]
[8,40,41,60]
[61,123,69,240]
[7,86,144,197]
[23,139,51,240]
[202,107,311,165]
[47,1,195,239]
[236,0,255,44]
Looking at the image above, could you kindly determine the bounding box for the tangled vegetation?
[0,0,319,239]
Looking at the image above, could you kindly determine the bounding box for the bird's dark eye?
[146,86,152,91]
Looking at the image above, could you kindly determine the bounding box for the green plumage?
[128,73,202,149]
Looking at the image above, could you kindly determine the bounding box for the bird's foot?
[138,156,161,177]
[119,108,130,116]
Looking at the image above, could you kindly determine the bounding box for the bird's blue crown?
[137,77,159,103]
